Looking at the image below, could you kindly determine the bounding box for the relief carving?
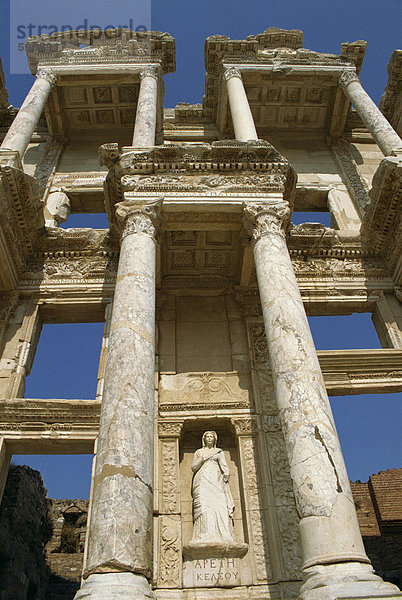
[158,515,181,588]
[241,436,271,581]
[159,372,251,410]
[331,139,370,211]
[161,439,179,514]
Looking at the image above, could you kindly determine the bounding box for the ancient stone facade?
[0,26,401,600]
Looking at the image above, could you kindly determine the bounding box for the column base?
[299,562,402,600]
[74,573,156,600]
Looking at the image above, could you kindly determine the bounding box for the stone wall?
[0,465,51,600]
[351,468,402,589]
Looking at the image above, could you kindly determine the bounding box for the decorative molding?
[330,139,371,213]
[26,30,176,76]
[34,138,64,192]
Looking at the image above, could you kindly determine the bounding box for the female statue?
[190,430,235,543]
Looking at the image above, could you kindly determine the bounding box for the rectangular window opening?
[25,322,104,399]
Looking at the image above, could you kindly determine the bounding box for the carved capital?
[338,71,359,90]
[159,421,183,438]
[36,68,57,86]
[140,65,159,81]
[243,201,290,244]
[116,198,163,242]
[223,67,242,81]
[231,417,259,436]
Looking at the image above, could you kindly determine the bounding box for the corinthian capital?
[116,198,163,242]
[338,70,359,90]
[140,65,159,81]
[223,67,242,81]
[243,201,290,243]
[36,68,57,86]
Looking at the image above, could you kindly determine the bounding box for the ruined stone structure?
[0,26,401,600]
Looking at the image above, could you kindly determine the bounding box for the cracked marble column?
[132,66,158,147]
[0,68,56,159]
[224,67,258,141]
[75,198,162,600]
[339,71,402,157]
[243,200,401,600]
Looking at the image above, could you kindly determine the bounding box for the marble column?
[243,200,401,599]
[339,71,402,157]
[75,198,162,600]
[0,68,56,158]
[224,67,258,142]
[132,66,158,147]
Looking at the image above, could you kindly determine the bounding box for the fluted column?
[1,68,56,158]
[243,200,401,599]
[75,198,162,600]
[132,66,159,147]
[339,71,402,157]
[224,67,258,141]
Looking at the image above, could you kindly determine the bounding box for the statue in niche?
[191,430,235,543]
[183,430,248,558]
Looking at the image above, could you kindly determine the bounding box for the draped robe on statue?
[191,447,235,542]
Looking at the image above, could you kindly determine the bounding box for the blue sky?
[1,0,400,497]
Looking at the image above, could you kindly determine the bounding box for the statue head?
[202,430,217,448]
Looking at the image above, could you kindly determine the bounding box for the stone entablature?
[25,29,176,75]
[203,29,366,137]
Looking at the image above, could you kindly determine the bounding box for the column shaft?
[76,199,161,600]
[339,71,402,157]
[1,68,56,158]
[244,202,367,568]
[244,201,402,598]
[224,68,258,141]
[132,67,158,147]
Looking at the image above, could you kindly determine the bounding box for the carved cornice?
[116,198,162,242]
[26,30,176,75]
[32,228,118,255]
[242,201,290,244]
[101,141,296,236]
[362,155,402,275]
[0,165,44,289]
